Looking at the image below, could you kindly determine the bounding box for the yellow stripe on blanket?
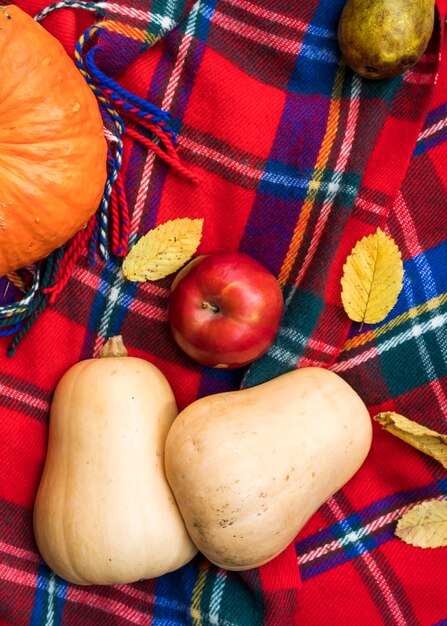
[191,561,209,626]
[342,291,447,352]
[278,65,345,286]
[95,20,159,46]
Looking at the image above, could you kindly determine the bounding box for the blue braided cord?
[88,217,100,265]
[34,1,104,22]
[0,320,22,336]
[7,296,49,356]
[74,27,127,143]
[100,139,125,257]
[75,29,127,260]
[0,247,65,355]
[83,44,174,132]
[84,147,122,263]
[99,106,122,262]
[106,150,120,188]
[98,206,110,259]
[6,248,65,354]
[99,100,122,141]
[74,21,180,259]
[0,268,41,323]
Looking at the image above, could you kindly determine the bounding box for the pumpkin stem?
[99,335,129,358]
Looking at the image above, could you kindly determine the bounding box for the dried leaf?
[374,411,447,469]
[122,218,204,282]
[341,228,404,325]
[395,500,447,548]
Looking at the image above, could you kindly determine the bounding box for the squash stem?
[99,335,128,358]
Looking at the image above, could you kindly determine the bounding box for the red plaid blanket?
[1,0,447,624]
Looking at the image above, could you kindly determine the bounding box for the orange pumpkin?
[0,6,107,276]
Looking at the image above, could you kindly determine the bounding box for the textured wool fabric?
[0,0,447,624]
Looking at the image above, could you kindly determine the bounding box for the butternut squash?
[33,336,197,585]
[165,367,372,571]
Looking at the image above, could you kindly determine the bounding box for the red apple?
[168,251,284,368]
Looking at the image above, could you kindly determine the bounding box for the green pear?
[337,0,435,80]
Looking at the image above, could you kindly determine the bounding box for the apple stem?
[201,301,219,313]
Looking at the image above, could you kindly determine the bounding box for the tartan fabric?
[1,0,447,624]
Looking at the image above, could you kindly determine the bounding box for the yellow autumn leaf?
[374,411,447,469]
[340,228,404,325]
[395,500,447,549]
[122,218,204,282]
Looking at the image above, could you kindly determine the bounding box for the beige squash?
[33,336,197,585]
[165,367,372,571]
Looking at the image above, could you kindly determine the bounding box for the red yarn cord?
[43,214,97,304]
[115,169,130,256]
[109,167,130,256]
[43,101,198,302]
[127,113,179,158]
[103,94,178,157]
[101,90,199,180]
[124,126,200,184]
